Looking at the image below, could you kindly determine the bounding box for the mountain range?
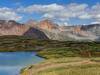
[0,19,100,41]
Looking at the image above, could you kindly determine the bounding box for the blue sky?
[0,0,99,7]
[0,0,100,25]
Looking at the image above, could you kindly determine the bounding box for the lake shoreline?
[0,52,44,75]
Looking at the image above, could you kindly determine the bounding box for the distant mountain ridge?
[0,19,100,41]
[0,20,48,40]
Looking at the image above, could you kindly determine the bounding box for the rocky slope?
[0,19,100,41]
[28,20,99,41]
[0,20,48,40]
[23,27,48,39]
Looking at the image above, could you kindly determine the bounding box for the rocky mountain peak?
[0,19,99,41]
[26,19,38,28]
[39,19,58,30]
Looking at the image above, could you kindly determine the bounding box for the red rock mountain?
[0,20,48,39]
[0,20,29,35]
[39,20,58,30]
[0,19,100,41]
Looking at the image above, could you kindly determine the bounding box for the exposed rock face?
[0,20,48,40]
[24,27,48,39]
[26,19,38,28]
[0,19,100,41]
[0,20,29,36]
[35,20,100,41]
[39,20,58,30]
[81,24,100,36]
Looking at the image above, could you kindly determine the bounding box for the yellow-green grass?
[20,57,100,75]
[36,65,100,75]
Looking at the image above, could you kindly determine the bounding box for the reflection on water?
[0,66,22,75]
[0,52,43,75]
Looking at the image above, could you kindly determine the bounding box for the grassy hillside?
[20,57,100,75]
[37,41,100,58]
[0,35,50,51]
[0,36,99,75]
[0,36,99,57]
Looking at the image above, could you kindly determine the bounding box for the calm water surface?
[0,52,43,75]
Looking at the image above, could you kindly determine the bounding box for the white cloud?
[17,3,88,21]
[18,3,64,13]
[17,3,100,24]
[91,21,100,24]
[0,7,22,21]
[79,13,92,19]
[56,21,69,26]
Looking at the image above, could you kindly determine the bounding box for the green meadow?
[20,57,100,75]
[0,36,100,75]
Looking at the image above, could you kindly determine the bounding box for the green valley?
[0,36,99,58]
[0,36,100,75]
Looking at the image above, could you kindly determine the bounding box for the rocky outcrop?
[39,19,58,30]
[0,20,48,40]
[24,27,48,40]
[0,19,100,41]
[0,20,29,36]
